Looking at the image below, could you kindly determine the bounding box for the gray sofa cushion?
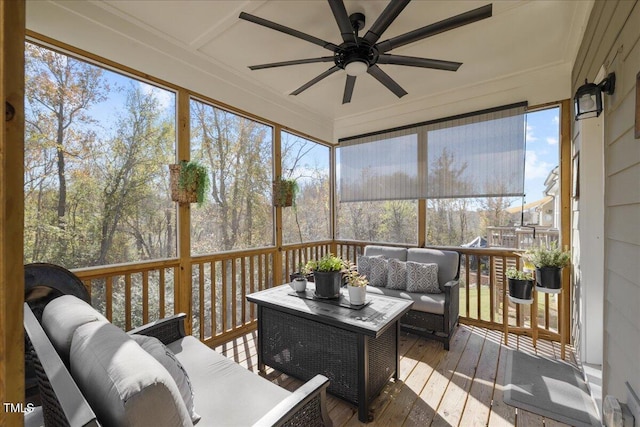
[70,321,192,427]
[42,295,108,364]
[363,245,408,261]
[407,248,459,291]
[167,335,291,426]
[365,285,445,315]
[131,334,200,424]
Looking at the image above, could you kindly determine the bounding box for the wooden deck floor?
[214,324,582,426]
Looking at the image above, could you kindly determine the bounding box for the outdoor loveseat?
[359,245,461,350]
[24,294,332,426]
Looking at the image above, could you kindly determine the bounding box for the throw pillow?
[387,259,407,290]
[131,334,201,424]
[368,257,389,287]
[357,255,381,279]
[406,262,440,293]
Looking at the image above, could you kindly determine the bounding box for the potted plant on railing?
[305,254,344,299]
[342,260,368,305]
[273,178,298,208]
[170,160,210,206]
[506,267,534,303]
[525,242,570,290]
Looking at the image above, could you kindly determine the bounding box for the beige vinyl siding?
[572,0,640,401]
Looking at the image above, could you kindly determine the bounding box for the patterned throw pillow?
[387,259,407,290]
[406,262,440,293]
[357,255,380,279]
[368,257,389,287]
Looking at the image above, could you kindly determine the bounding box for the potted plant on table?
[525,242,570,290]
[342,260,368,305]
[305,253,344,299]
[506,267,534,303]
[170,160,210,206]
[289,263,312,292]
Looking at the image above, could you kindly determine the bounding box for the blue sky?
[524,107,560,203]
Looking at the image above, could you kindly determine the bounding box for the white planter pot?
[290,278,307,292]
[347,285,366,306]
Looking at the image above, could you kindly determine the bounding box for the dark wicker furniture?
[362,246,461,350]
[247,285,413,423]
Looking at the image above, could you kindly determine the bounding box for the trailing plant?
[525,242,570,269]
[306,253,344,273]
[341,260,368,287]
[178,160,210,206]
[274,178,299,207]
[505,267,533,281]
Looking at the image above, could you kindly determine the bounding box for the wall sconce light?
[574,72,616,120]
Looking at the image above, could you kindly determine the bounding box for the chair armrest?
[128,313,187,345]
[443,279,459,290]
[252,374,332,427]
[443,280,460,337]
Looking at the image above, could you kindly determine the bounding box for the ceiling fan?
[239,0,492,104]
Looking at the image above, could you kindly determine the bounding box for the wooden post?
[560,99,572,359]
[1,1,25,425]
[273,126,283,284]
[176,89,192,333]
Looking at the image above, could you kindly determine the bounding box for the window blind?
[338,102,527,202]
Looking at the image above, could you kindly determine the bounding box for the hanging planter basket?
[273,179,297,207]
[169,161,209,205]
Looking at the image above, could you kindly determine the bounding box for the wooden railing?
[74,259,180,332]
[73,241,562,346]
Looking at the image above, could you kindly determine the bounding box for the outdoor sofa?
[24,294,332,426]
[359,245,461,350]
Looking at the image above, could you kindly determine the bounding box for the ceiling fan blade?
[328,0,356,44]
[377,54,461,71]
[239,12,339,51]
[249,57,335,70]
[376,4,493,53]
[291,66,341,95]
[367,65,407,98]
[342,75,356,104]
[363,0,411,44]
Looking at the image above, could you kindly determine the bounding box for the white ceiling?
[26,0,593,142]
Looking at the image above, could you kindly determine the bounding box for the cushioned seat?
[365,286,445,315]
[167,335,291,426]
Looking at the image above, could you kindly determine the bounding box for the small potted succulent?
[342,260,368,305]
[305,254,344,299]
[525,242,570,290]
[506,267,534,303]
[289,263,311,292]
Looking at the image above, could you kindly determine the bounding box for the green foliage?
[505,267,533,280]
[306,253,344,272]
[526,242,570,268]
[341,260,368,287]
[178,160,210,206]
[275,178,299,207]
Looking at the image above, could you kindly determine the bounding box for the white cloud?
[139,81,175,111]
[546,136,558,145]
[553,115,559,124]
[526,125,538,142]
[526,150,554,180]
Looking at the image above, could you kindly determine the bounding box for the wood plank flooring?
[214,325,582,426]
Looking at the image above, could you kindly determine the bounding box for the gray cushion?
[366,285,445,315]
[407,248,459,291]
[406,261,440,293]
[357,255,381,279]
[42,295,108,364]
[167,335,291,426]
[368,257,388,287]
[131,334,200,424]
[386,259,407,290]
[364,245,407,261]
[70,321,191,427]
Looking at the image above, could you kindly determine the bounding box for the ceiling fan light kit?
[239,0,492,104]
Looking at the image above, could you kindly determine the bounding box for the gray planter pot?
[313,271,341,299]
[508,278,534,301]
[535,267,562,289]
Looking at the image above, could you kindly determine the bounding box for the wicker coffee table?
[247,284,413,422]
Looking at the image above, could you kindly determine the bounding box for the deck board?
[215,324,584,426]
